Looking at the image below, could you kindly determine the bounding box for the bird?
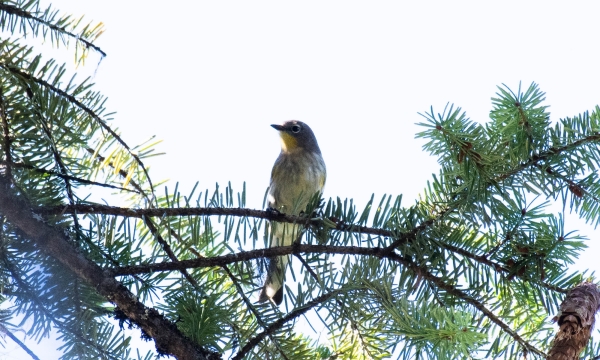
[258,120,326,305]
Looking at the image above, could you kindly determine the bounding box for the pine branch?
[1,64,154,196]
[539,164,600,203]
[496,133,600,182]
[41,204,569,295]
[0,174,220,360]
[170,225,290,359]
[351,318,376,359]
[0,2,106,57]
[28,91,84,244]
[221,265,290,360]
[0,160,139,193]
[101,244,476,276]
[294,251,376,359]
[0,85,13,179]
[396,253,546,357]
[383,210,442,252]
[294,253,321,284]
[143,217,202,291]
[442,239,567,294]
[0,322,40,360]
[0,251,121,360]
[84,147,150,200]
[33,204,445,248]
[0,83,122,358]
[231,288,346,360]
[109,244,545,356]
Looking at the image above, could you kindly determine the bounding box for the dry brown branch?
[547,282,600,360]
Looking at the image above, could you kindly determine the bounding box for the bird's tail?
[258,222,299,305]
[258,255,289,305]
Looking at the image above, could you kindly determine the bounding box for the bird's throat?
[279,132,299,153]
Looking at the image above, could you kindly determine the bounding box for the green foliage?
[161,292,229,352]
[0,0,105,64]
[0,2,153,359]
[1,2,600,360]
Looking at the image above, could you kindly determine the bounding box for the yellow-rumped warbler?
[258,120,326,305]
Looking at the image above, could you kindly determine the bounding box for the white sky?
[3,1,600,358]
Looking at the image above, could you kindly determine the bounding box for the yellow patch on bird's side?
[279,132,298,152]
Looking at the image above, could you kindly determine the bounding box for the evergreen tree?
[1,1,599,359]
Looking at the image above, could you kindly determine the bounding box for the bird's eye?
[291,125,301,133]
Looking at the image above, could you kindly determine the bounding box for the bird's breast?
[268,151,326,214]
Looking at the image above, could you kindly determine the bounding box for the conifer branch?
[294,251,374,359]
[395,253,546,357]
[180,226,298,359]
[0,160,139,193]
[0,85,12,179]
[352,318,376,359]
[1,251,121,360]
[84,147,149,199]
[232,288,346,360]
[34,204,443,247]
[383,212,441,252]
[111,244,545,356]
[42,204,568,294]
[28,96,84,243]
[0,175,220,360]
[294,253,321,284]
[0,2,106,57]
[539,164,600,202]
[0,64,154,196]
[153,227,286,360]
[167,229,262,330]
[496,133,600,182]
[0,322,40,360]
[2,16,591,359]
[221,265,290,360]
[142,217,203,291]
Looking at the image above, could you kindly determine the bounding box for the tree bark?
[547,281,600,360]
[0,174,220,360]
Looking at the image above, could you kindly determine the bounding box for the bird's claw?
[266,207,283,216]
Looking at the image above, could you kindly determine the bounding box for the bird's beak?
[271,124,285,131]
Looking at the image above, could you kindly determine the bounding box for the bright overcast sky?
[3,1,600,358]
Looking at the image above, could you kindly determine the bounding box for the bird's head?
[271,120,321,154]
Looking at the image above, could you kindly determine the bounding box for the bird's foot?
[266,207,283,217]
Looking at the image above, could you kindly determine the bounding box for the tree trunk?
[547,282,600,360]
